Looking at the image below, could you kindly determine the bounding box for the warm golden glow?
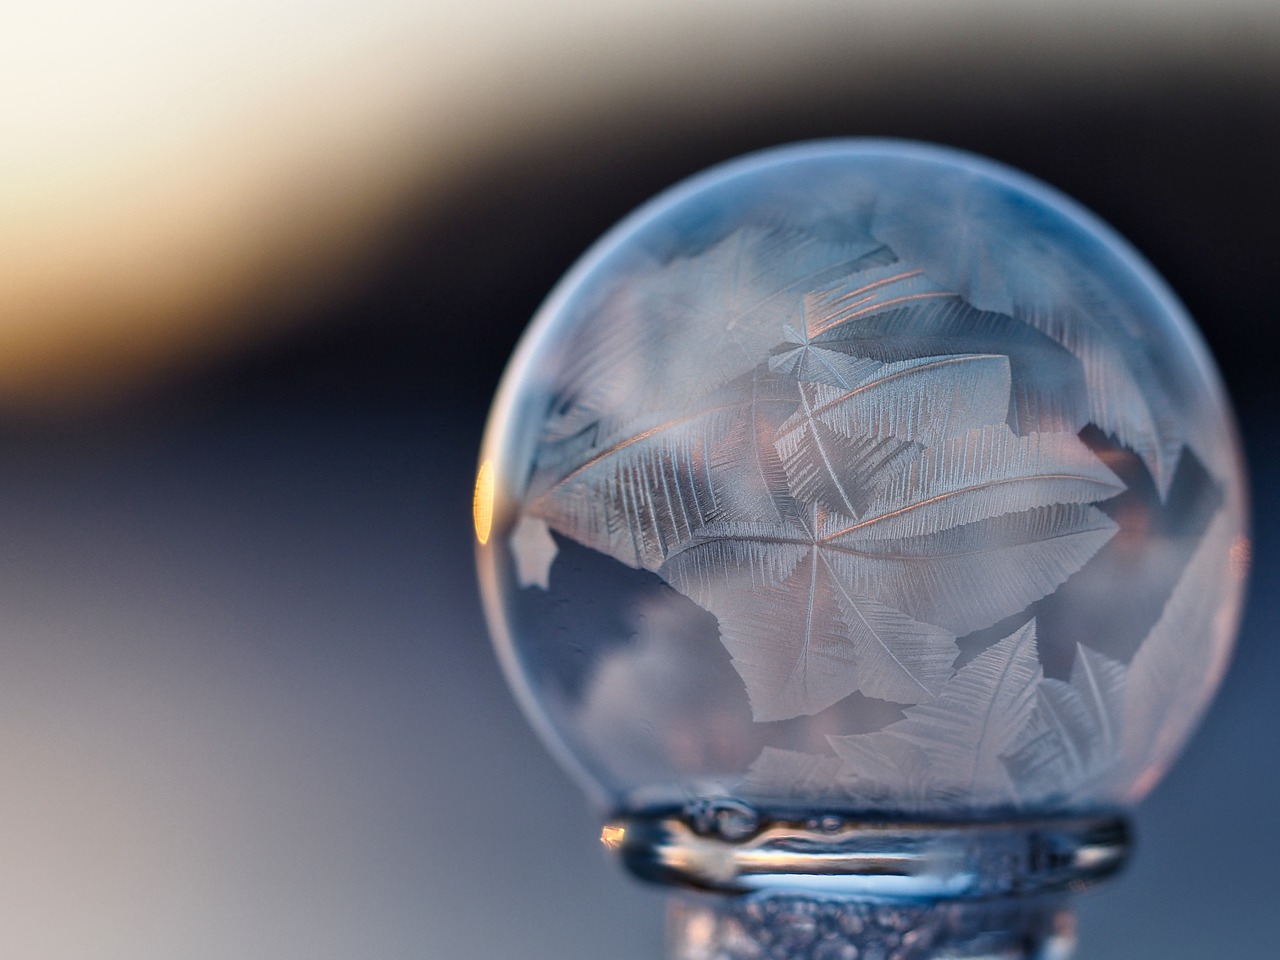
[2,0,1270,412]
[473,460,495,545]
[600,825,626,850]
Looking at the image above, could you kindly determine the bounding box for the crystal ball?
[475,141,1248,820]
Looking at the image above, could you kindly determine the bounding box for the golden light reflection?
[473,460,495,545]
[600,825,626,850]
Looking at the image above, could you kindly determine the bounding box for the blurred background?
[2,1,1278,957]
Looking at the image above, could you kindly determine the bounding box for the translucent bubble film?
[476,141,1248,820]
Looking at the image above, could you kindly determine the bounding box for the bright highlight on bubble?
[473,460,494,545]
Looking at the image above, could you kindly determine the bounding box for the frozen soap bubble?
[474,141,1247,830]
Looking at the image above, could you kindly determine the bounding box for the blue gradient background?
[0,399,1272,958]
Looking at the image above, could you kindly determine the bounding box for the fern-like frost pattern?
[522,229,1126,726]
[500,195,1237,812]
[829,620,1042,810]
[1003,644,1127,807]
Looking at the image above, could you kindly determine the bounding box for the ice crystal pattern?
[750,506,1234,813]
[483,144,1245,818]
[523,235,1126,725]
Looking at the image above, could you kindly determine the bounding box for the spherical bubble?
[476,141,1248,819]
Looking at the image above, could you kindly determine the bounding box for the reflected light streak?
[474,460,495,545]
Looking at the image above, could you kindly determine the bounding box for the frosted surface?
[477,141,1247,817]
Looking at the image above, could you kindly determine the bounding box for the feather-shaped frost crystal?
[477,140,1247,819]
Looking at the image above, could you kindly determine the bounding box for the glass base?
[667,892,1076,960]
